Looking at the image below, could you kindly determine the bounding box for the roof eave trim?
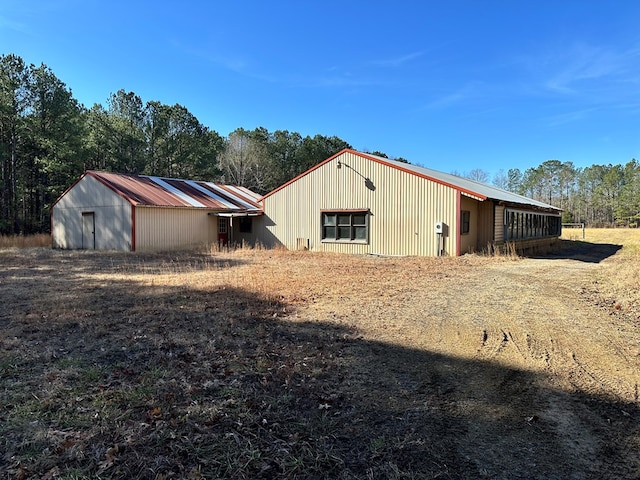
[259,149,348,201]
[51,171,89,209]
[86,171,140,206]
[357,151,488,200]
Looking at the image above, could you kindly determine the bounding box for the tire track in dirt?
[290,246,640,478]
[441,255,640,479]
[459,257,640,401]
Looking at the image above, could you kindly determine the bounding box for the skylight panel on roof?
[148,176,206,207]
[184,181,237,209]
[205,183,259,210]
[235,186,262,201]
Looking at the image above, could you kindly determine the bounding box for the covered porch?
[208,212,263,247]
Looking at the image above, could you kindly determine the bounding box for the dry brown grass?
[567,228,640,315]
[581,227,640,254]
[0,233,51,249]
[1,241,639,479]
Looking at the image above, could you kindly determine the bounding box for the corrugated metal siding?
[52,175,132,250]
[53,170,264,251]
[261,151,459,256]
[460,196,479,254]
[476,200,495,250]
[135,207,215,251]
[495,205,505,243]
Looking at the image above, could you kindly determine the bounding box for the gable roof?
[58,171,262,213]
[262,149,561,213]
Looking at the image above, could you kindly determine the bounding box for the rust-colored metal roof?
[87,171,262,212]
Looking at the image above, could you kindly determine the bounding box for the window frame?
[239,216,252,233]
[321,209,370,244]
[461,210,471,235]
[218,217,227,234]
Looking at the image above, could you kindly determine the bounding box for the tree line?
[0,54,356,234]
[486,159,640,227]
[2,53,639,234]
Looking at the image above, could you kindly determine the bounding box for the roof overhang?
[497,200,562,215]
[461,191,484,202]
[208,211,263,217]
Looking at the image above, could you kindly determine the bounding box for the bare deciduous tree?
[492,169,508,189]
[466,168,490,184]
[218,129,271,192]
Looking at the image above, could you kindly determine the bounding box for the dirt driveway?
[287,241,640,479]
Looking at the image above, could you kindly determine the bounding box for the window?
[504,209,561,241]
[461,210,471,235]
[239,216,252,233]
[322,210,369,243]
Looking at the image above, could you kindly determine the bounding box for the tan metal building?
[257,149,562,256]
[52,171,262,251]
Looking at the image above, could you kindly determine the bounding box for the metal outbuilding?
[256,149,562,256]
[52,171,262,251]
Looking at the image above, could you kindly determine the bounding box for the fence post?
[562,223,585,240]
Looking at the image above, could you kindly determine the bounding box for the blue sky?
[2,1,640,178]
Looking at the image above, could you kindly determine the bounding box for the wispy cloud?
[521,42,640,102]
[424,90,466,109]
[1,1,79,35]
[422,83,485,110]
[513,41,640,125]
[174,41,258,77]
[302,66,383,88]
[0,14,30,34]
[306,75,381,88]
[181,42,388,90]
[369,51,423,68]
[179,37,425,92]
[544,43,639,94]
[187,49,249,74]
[543,107,601,127]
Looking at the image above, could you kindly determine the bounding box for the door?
[218,217,229,246]
[82,212,95,250]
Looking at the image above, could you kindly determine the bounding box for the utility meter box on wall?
[435,222,444,234]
